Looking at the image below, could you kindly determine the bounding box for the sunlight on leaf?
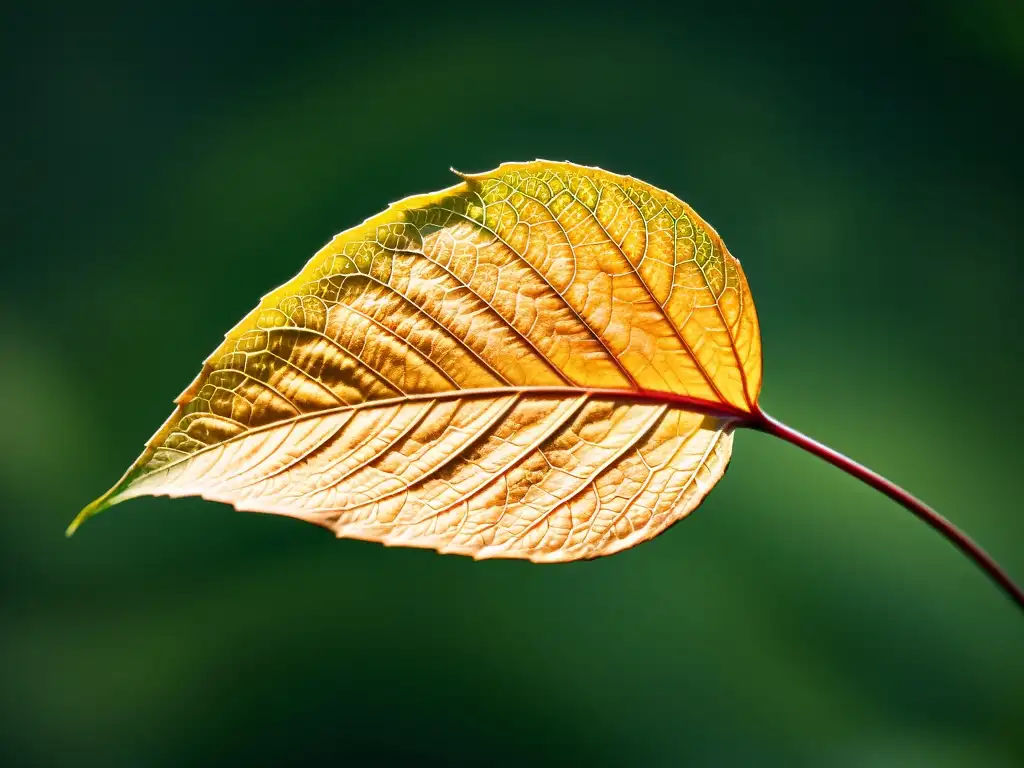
[72,160,763,561]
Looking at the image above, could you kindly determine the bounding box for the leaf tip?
[66,493,116,538]
[65,507,89,538]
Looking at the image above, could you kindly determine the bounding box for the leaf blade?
[74,160,761,560]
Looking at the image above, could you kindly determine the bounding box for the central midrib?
[173,385,757,458]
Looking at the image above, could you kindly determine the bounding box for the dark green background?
[3,3,1022,766]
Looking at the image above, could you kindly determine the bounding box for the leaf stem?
[747,409,1024,613]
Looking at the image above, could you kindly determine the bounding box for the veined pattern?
[76,161,762,560]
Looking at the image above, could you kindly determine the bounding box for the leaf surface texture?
[75,161,762,561]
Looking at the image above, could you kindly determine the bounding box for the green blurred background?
[3,2,1023,766]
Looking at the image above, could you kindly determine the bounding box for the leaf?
[68,162,1024,608]
[71,160,763,562]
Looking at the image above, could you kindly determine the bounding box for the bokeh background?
[3,2,1023,766]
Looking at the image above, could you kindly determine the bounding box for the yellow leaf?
[71,160,763,561]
